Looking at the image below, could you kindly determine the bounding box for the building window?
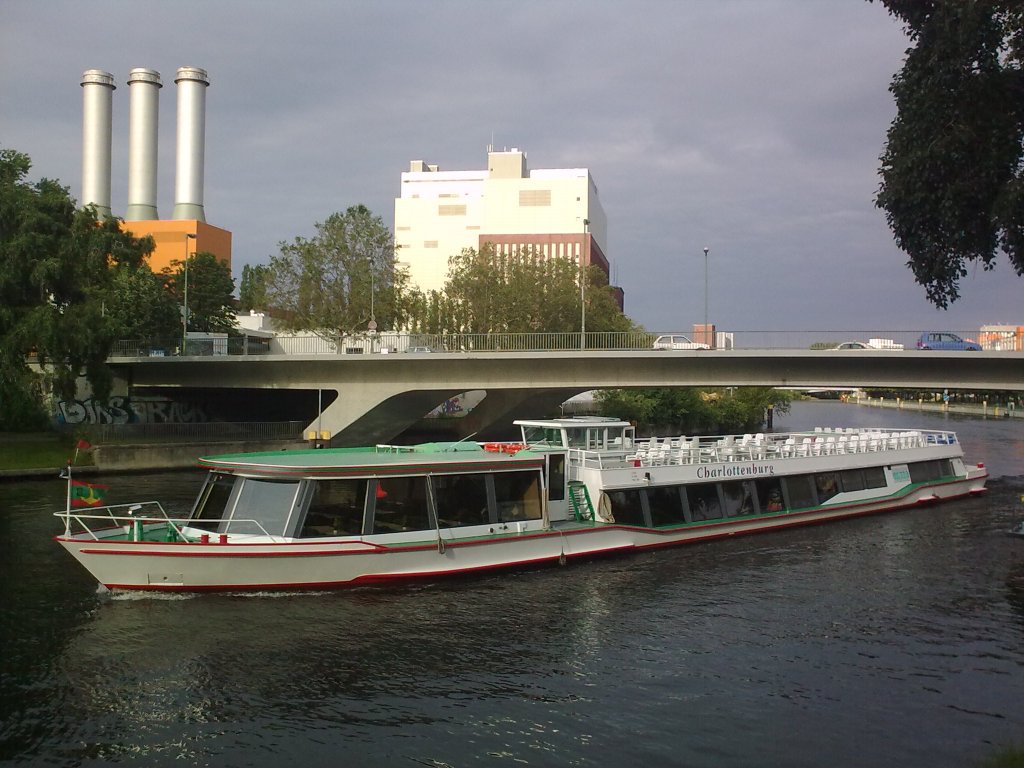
[519,189,551,207]
[438,204,467,216]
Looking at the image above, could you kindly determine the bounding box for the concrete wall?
[93,439,302,472]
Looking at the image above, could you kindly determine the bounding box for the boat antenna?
[442,431,479,451]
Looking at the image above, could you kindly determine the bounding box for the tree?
[430,244,635,335]
[874,1,1024,307]
[265,205,403,339]
[105,264,181,342]
[595,387,791,435]
[164,251,237,334]
[0,147,154,427]
[238,263,270,311]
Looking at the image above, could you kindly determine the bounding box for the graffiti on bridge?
[56,396,209,425]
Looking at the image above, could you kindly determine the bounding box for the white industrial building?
[394,148,621,307]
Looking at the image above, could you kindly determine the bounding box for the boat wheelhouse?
[54,417,988,592]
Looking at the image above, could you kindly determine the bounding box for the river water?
[1,401,1023,767]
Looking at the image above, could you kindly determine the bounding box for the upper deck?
[514,417,962,471]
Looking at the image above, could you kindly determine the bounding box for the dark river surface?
[2,401,1023,767]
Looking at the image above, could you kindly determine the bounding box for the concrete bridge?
[112,349,1024,446]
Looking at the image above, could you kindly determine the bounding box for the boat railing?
[568,427,958,469]
[54,502,280,542]
[55,501,177,541]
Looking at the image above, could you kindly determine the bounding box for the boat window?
[493,470,543,522]
[298,479,368,538]
[908,460,951,483]
[863,466,887,489]
[784,475,817,511]
[433,473,490,528]
[190,472,236,531]
[565,428,588,448]
[373,476,431,533]
[229,479,301,536]
[840,469,866,492]
[546,453,566,502]
[755,477,785,513]
[605,489,647,526]
[722,481,756,517]
[687,483,722,522]
[814,473,840,503]
[647,485,687,526]
[522,426,564,447]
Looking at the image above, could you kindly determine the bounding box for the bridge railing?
[107,328,1012,357]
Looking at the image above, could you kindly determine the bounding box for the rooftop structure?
[394,148,620,307]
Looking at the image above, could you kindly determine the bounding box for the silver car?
[652,334,710,350]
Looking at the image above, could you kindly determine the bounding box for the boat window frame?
[545,453,566,502]
[226,476,304,536]
[292,478,371,538]
[189,471,240,531]
[646,484,691,526]
[603,487,650,526]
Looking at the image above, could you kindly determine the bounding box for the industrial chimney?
[171,66,209,222]
[125,68,161,220]
[80,69,115,217]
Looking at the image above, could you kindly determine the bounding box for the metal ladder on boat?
[568,481,594,522]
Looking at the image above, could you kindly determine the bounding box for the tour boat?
[54,417,988,592]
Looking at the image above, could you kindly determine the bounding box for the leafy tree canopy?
[416,244,635,335]
[595,387,791,435]
[265,204,404,338]
[874,0,1024,307]
[239,263,270,311]
[106,264,181,342]
[164,251,237,335]
[0,147,154,426]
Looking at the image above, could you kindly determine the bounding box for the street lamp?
[182,233,196,355]
[703,246,710,347]
[581,218,590,350]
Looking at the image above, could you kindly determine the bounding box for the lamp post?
[703,246,710,347]
[182,233,196,355]
[581,218,590,350]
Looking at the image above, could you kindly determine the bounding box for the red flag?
[70,479,109,508]
[75,439,92,450]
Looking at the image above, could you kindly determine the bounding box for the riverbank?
[0,436,303,479]
[846,394,1024,419]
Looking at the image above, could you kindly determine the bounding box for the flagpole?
[64,460,72,535]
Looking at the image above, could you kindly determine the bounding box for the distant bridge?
[111,348,1024,446]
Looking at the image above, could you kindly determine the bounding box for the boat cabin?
[516,416,635,452]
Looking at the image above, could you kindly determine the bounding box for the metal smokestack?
[125,68,162,221]
[80,69,115,217]
[172,66,209,222]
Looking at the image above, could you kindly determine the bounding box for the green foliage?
[976,744,1024,768]
[595,387,791,435]
[165,251,237,334]
[0,147,154,427]
[239,263,270,311]
[418,244,635,334]
[105,264,181,341]
[265,204,403,337]
[874,0,1024,307]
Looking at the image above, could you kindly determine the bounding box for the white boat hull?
[55,471,986,592]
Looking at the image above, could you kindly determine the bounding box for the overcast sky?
[3,0,1020,337]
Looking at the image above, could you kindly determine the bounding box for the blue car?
[916,332,981,351]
